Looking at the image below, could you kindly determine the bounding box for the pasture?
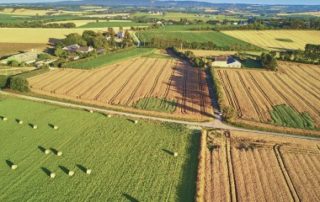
[222,30,320,50]
[0,96,199,201]
[66,48,155,69]
[28,56,213,121]
[214,61,320,133]
[137,30,257,50]
[198,130,320,202]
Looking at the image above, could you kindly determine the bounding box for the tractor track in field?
[125,59,158,105]
[141,59,169,109]
[236,72,264,122]
[91,61,139,101]
[273,144,301,202]
[108,58,148,104]
[275,74,320,115]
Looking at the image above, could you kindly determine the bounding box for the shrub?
[10,76,29,92]
[0,75,9,89]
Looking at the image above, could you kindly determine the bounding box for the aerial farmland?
[0,0,320,201]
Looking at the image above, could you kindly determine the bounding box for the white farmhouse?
[212,56,242,68]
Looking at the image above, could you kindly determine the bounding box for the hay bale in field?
[86,169,92,175]
[57,151,62,156]
[33,125,38,129]
[45,149,50,155]
[134,120,139,124]
[50,172,56,178]
[2,117,8,121]
[18,120,23,124]
[173,152,178,157]
[11,164,18,170]
[89,109,94,113]
[107,114,112,118]
[53,125,59,130]
[68,170,75,176]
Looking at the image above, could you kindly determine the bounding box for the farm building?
[117,31,125,39]
[63,44,94,54]
[0,50,39,65]
[212,56,242,68]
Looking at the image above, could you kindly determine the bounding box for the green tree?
[63,33,86,46]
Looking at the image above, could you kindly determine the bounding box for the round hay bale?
[89,109,94,113]
[173,152,178,157]
[45,149,50,155]
[134,120,139,124]
[3,117,8,121]
[53,125,59,130]
[33,125,38,129]
[86,169,92,175]
[11,164,18,170]
[107,114,112,118]
[18,120,23,124]
[68,170,75,176]
[50,172,56,178]
[57,151,62,156]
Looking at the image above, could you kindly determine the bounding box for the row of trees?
[0,21,76,28]
[170,47,207,68]
[143,37,259,51]
[278,44,320,64]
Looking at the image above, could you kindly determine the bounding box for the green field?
[79,21,149,28]
[270,104,315,129]
[134,97,177,113]
[137,30,257,49]
[66,48,154,69]
[0,96,199,201]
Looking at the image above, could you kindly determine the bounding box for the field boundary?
[225,132,237,202]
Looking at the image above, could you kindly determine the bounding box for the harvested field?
[214,61,320,132]
[28,57,213,120]
[199,130,320,202]
[0,43,47,57]
[222,30,320,50]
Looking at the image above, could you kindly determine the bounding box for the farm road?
[1,90,319,141]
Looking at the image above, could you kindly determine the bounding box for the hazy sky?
[0,0,320,5]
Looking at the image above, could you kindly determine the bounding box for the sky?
[0,0,320,5]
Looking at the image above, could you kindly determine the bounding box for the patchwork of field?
[0,97,198,201]
[215,62,320,131]
[0,43,47,57]
[222,30,320,50]
[199,130,320,202]
[28,57,213,120]
[0,8,82,16]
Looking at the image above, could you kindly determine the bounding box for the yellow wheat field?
[222,30,320,50]
[0,28,108,43]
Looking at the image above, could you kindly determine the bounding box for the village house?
[212,56,242,68]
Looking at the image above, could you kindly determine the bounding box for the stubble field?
[215,61,320,133]
[222,30,320,50]
[198,130,320,202]
[28,56,213,120]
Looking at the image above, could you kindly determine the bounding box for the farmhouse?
[63,44,94,54]
[117,31,125,39]
[212,56,242,68]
